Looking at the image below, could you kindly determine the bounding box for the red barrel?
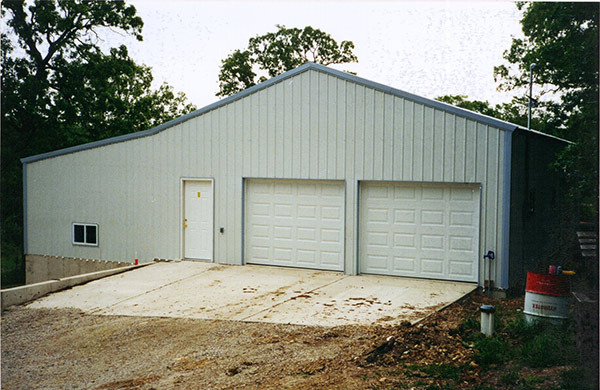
[525,272,570,296]
[524,272,570,323]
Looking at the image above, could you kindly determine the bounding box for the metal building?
[22,63,567,292]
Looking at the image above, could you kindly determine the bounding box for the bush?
[1,240,25,287]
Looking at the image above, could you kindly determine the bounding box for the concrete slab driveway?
[27,261,476,326]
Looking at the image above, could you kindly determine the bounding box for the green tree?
[217,25,358,97]
[494,2,598,218]
[435,94,549,132]
[1,0,196,286]
[436,94,503,118]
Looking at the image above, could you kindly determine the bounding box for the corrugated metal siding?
[508,131,567,291]
[26,68,509,285]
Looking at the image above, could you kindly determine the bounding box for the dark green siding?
[509,129,568,293]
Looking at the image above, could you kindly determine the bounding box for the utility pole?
[528,63,536,131]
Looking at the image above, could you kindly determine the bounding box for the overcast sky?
[111,0,525,109]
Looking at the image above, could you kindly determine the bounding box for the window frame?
[72,222,99,247]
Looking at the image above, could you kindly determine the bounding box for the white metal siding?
[359,182,480,282]
[25,68,509,286]
[245,179,345,271]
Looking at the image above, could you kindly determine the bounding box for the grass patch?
[473,335,509,367]
[504,313,543,341]
[516,320,576,368]
[523,376,544,385]
[459,316,480,335]
[404,363,463,381]
[425,384,455,390]
[467,311,577,370]
[520,331,564,367]
[559,367,594,390]
[420,364,462,380]
[500,368,520,386]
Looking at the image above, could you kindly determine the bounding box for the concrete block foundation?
[26,254,130,285]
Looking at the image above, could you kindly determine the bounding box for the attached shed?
[22,62,567,292]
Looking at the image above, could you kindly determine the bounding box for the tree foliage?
[450,3,598,219]
[497,2,598,218]
[494,2,598,113]
[435,94,550,132]
[1,0,196,285]
[436,94,506,119]
[217,25,357,97]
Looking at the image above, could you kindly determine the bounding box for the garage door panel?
[394,209,416,224]
[421,210,444,225]
[366,207,388,222]
[297,183,317,195]
[393,256,416,272]
[250,224,270,238]
[393,233,415,248]
[367,255,388,270]
[450,187,476,200]
[274,204,293,217]
[422,186,444,200]
[250,246,270,260]
[297,227,316,242]
[297,205,317,218]
[394,186,416,199]
[273,247,293,261]
[421,258,444,274]
[360,182,479,282]
[246,179,345,271]
[421,234,444,250]
[450,235,474,251]
[449,211,475,226]
[274,183,293,194]
[297,249,316,263]
[367,232,389,246]
[320,228,341,243]
[449,260,474,276]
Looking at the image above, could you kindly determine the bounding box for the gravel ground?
[2,306,382,389]
[2,292,588,389]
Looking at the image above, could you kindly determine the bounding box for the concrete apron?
[27,261,476,327]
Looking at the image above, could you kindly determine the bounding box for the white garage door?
[245,179,345,271]
[359,182,480,282]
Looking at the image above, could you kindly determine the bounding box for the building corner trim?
[500,132,512,289]
[22,162,28,255]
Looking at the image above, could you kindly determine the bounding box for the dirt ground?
[0,292,590,389]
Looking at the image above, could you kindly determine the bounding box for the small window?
[72,223,98,246]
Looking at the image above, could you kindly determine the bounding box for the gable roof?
[21,62,563,164]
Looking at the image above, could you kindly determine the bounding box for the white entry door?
[184,180,213,260]
[245,179,345,271]
[359,182,480,282]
